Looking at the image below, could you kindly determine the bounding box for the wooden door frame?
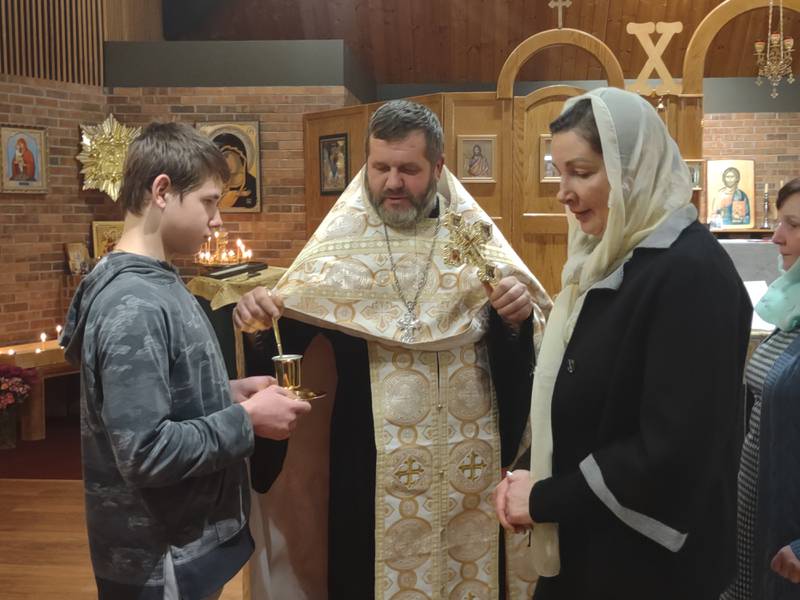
[496,29,625,100]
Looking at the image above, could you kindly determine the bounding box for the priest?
[235,100,551,599]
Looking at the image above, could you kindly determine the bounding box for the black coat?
[530,221,753,600]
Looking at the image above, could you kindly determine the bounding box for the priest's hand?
[233,287,284,332]
[493,469,535,533]
[229,376,277,404]
[485,276,533,330]
[241,384,311,440]
[771,545,800,584]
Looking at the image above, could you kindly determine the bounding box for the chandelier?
[754,0,795,98]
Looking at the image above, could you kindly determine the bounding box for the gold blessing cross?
[442,212,497,284]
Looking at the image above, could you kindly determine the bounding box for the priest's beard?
[366,172,438,230]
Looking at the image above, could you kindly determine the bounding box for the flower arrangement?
[0,364,36,412]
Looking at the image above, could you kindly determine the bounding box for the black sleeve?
[487,309,535,467]
[247,318,321,494]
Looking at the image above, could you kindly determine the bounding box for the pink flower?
[0,366,34,413]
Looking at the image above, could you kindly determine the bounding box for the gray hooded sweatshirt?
[62,252,254,600]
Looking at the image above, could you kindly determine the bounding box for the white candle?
[765,183,769,194]
[56,324,62,336]
[39,332,47,344]
[780,180,785,189]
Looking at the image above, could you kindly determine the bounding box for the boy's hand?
[241,384,311,440]
[229,376,276,404]
[233,287,284,333]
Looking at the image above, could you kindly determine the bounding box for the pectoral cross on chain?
[548,0,572,29]
[397,308,422,344]
[443,212,497,284]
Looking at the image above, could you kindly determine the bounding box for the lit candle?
[56,324,62,337]
[40,332,47,345]
[7,349,15,356]
[35,348,42,354]
[245,249,253,260]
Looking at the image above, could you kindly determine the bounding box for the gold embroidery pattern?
[275,168,552,349]
[370,341,501,600]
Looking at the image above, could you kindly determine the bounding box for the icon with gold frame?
[92,220,125,259]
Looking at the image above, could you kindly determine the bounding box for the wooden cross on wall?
[549,0,572,29]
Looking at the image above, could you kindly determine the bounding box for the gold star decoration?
[75,114,141,201]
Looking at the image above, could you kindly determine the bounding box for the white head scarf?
[528,88,694,575]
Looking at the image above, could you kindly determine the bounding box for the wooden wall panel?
[102,0,163,41]
[442,92,507,233]
[510,87,584,296]
[0,0,103,85]
[164,0,799,84]
[303,105,369,235]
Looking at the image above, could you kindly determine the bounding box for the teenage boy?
[62,122,309,600]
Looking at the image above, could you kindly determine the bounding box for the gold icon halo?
[76,114,141,201]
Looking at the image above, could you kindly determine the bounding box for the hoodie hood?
[61,252,180,365]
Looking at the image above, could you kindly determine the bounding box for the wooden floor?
[0,479,243,599]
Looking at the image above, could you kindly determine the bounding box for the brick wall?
[703,112,800,226]
[104,85,351,275]
[0,75,109,346]
[1,76,797,347]
[0,74,351,346]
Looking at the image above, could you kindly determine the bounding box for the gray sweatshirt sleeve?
[96,295,254,488]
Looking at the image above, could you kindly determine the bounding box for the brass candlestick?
[272,354,322,401]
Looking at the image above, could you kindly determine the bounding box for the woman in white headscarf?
[494,88,753,599]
